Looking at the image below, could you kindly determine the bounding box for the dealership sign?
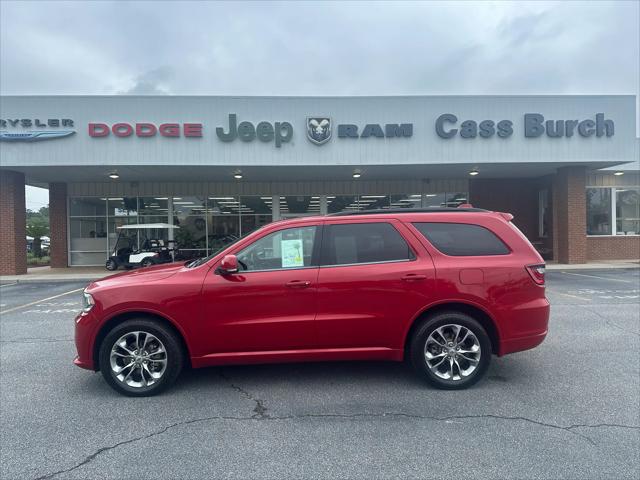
[435,113,615,139]
[1,113,615,144]
[0,118,76,142]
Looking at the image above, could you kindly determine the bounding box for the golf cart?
[105,223,179,271]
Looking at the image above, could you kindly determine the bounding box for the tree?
[26,216,49,257]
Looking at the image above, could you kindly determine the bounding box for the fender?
[94,305,194,360]
[402,297,503,349]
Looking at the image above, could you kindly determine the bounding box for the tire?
[105,259,118,271]
[99,319,183,397]
[409,311,491,390]
[141,258,154,268]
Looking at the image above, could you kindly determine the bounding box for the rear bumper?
[499,297,550,355]
[500,330,547,355]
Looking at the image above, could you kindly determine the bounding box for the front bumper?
[74,311,98,371]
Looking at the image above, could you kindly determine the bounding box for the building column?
[49,183,68,268]
[553,166,587,264]
[0,170,27,275]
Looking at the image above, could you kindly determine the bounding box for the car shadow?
[176,356,536,392]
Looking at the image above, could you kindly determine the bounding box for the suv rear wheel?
[410,311,491,389]
[98,319,183,397]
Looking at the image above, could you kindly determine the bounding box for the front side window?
[321,222,414,266]
[237,226,317,272]
[413,222,510,256]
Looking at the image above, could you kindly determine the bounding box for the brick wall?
[553,166,587,264]
[0,170,27,275]
[49,183,68,268]
[587,236,640,261]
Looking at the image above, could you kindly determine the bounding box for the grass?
[27,253,50,266]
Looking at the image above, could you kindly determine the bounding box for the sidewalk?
[1,260,638,283]
[0,266,115,283]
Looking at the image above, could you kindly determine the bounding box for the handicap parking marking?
[559,271,635,283]
[546,289,592,301]
[0,287,84,315]
[566,288,640,300]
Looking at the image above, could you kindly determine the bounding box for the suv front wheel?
[98,319,183,396]
[410,311,491,389]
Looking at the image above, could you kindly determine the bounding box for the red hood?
[88,262,186,290]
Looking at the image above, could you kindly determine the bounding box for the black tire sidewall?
[141,258,154,267]
[99,319,183,397]
[410,312,491,390]
[105,260,117,271]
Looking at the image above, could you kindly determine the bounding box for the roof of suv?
[328,208,488,216]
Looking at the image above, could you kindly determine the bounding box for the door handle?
[285,280,311,289]
[401,274,427,282]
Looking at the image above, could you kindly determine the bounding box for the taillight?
[526,264,546,285]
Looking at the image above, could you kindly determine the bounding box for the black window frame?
[412,222,511,257]
[319,221,416,267]
[234,224,323,273]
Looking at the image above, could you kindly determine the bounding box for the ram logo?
[306,117,332,145]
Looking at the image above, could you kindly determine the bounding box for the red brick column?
[553,166,587,264]
[0,170,27,275]
[49,183,68,268]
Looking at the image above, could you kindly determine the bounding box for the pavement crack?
[31,411,638,478]
[31,414,254,480]
[219,370,269,419]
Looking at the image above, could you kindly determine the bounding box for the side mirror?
[218,254,239,275]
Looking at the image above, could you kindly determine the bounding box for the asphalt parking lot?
[1,270,639,480]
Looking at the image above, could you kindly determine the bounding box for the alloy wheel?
[424,324,481,381]
[109,331,168,388]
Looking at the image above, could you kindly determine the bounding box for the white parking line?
[546,289,592,301]
[560,272,634,283]
[0,282,18,288]
[0,288,84,315]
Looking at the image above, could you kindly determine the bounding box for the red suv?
[74,208,549,396]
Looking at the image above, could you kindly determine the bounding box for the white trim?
[586,234,640,238]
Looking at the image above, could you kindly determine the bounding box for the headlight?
[81,290,95,313]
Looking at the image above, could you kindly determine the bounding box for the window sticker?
[281,239,304,267]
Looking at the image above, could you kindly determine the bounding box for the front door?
[201,224,321,354]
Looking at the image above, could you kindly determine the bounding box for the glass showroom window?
[587,187,640,236]
[240,196,273,236]
[173,196,208,260]
[107,197,139,254]
[207,196,240,255]
[615,188,640,235]
[69,197,108,266]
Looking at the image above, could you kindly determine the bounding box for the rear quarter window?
[413,222,510,256]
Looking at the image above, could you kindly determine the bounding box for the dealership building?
[0,95,638,274]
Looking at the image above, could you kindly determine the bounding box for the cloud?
[121,66,174,94]
[0,0,637,99]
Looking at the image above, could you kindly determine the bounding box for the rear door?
[315,219,436,350]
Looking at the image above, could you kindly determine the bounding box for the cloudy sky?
[1,0,638,208]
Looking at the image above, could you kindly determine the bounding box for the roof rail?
[327,207,489,217]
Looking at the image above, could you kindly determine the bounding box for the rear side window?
[413,222,510,256]
[322,222,414,266]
